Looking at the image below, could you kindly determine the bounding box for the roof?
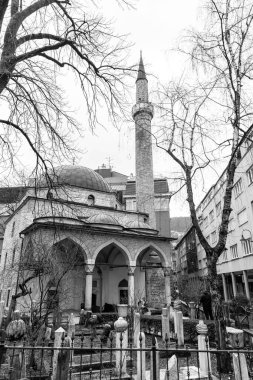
[125,179,169,196]
[38,165,112,193]
[174,225,195,249]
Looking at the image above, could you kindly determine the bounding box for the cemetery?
[0,296,252,380]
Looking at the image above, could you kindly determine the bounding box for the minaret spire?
[137,51,147,81]
[132,54,156,229]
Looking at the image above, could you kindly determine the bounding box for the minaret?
[132,53,156,228]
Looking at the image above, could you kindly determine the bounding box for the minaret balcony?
[132,102,154,119]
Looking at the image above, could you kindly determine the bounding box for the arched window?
[87,194,95,206]
[118,279,128,304]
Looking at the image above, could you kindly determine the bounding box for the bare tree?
[4,232,85,334]
[0,0,133,179]
[155,0,253,296]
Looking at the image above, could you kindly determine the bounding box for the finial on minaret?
[137,50,147,81]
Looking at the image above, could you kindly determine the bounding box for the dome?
[39,165,111,193]
[125,220,158,235]
[86,213,123,230]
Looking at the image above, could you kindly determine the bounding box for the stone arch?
[134,243,169,267]
[93,239,131,265]
[51,234,90,261]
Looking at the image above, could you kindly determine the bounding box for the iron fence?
[0,331,253,380]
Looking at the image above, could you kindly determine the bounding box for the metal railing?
[0,331,253,380]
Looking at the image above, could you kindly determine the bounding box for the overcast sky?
[72,0,203,217]
[4,0,207,217]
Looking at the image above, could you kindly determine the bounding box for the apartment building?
[176,138,253,301]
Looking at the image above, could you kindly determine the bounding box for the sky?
[70,0,203,217]
[2,0,208,217]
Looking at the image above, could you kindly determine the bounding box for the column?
[163,267,171,306]
[222,274,228,302]
[243,270,250,300]
[231,272,237,297]
[85,264,94,311]
[128,266,135,306]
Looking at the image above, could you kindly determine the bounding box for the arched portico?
[134,244,171,308]
[89,241,131,311]
[51,238,87,313]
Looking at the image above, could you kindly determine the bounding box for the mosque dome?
[125,220,158,235]
[86,213,123,230]
[39,165,111,193]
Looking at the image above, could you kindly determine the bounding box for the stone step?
[71,359,115,373]
[72,370,131,380]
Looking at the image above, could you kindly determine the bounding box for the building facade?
[0,56,173,318]
[175,138,253,301]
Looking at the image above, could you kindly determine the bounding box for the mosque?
[0,56,173,317]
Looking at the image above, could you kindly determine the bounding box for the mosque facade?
[0,57,173,317]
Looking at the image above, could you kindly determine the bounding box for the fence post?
[134,312,140,347]
[162,308,170,343]
[52,327,65,380]
[196,320,211,377]
[137,332,146,380]
[150,335,160,380]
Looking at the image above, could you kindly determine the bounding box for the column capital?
[163,267,171,277]
[85,264,95,274]
[128,266,136,276]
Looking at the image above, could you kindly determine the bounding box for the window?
[211,230,217,244]
[230,244,238,259]
[6,289,11,307]
[247,165,253,185]
[87,194,95,206]
[216,202,221,216]
[11,249,16,268]
[3,252,7,270]
[203,217,208,229]
[228,218,235,232]
[242,239,252,255]
[209,210,214,223]
[11,221,15,237]
[234,178,243,197]
[222,250,228,261]
[238,208,248,226]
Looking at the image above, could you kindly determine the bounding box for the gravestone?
[0,301,4,327]
[164,355,177,380]
[53,327,65,380]
[146,268,165,308]
[196,320,211,377]
[162,308,170,342]
[232,353,249,380]
[134,313,140,347]
[176,311,184,347]
[67,313,75,338]
[226,326,244,348]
